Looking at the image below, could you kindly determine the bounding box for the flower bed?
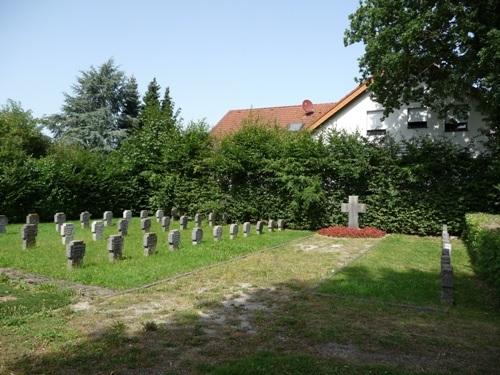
[318,226,385,238]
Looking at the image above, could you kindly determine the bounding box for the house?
[212,83,488,150]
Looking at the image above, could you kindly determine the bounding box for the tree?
[161,86,180,123]
[345,0,500,146]
[46,59,139,150]
[118,76,141,133]
[142,78,161,111]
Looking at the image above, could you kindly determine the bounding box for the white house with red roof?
[212,83,488,150]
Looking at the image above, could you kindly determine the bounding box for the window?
[407,108,427,129]
[366,110,386,136]
[287,122,303,131]
[445,113,468,132]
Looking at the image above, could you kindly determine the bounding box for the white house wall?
[314,91,488,150]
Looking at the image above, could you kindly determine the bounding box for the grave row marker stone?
[140,210,149,219]
[168,229,180,250]
[108,234,123,262]
[123,210,132,222]
[256,221,264,235]
[155,209,164,223]
[243,222,251,237]
[161,216,171,232]
[143,232,157,256]
[0,215,8,233]
[92,220,104,241]
[192,227,203,245]
[54,212,66,233]
[103,211,113,226]
[208,212,214,227]
[229,223,238,239]
[118,218,128,236]
[180,215,188,230]
[194,213,202,227]
[61,223,74,245]
[22,224,37,249]
[67,240,85,269]
[141,218,151,233]
[213,225,222,241]
[80,211,90,229]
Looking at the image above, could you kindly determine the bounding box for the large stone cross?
[341,195,366,229]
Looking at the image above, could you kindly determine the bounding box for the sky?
[0,0,365,128]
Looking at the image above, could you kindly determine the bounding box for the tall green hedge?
[463,213,500,295]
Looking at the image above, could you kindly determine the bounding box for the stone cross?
[141,218,151,233]
[155,209,164,223]
[229,223,238,240]
[171,207,178,219]
[80,211,91,229]
[67,240,85,269]
[91,220,104,241]
[256,221,264,235]
[54,212,66,233]
[22,224,37,249]
[213,225,222,241]
[103,211,113,226]
[277,219,285,231]
[107,234,124,262]
[208,212,214,227]
[123,210,132,222]
[140,210,149,219]
[194,213,202,227]
[179,215,188,230]
[26,213,39,235]
[0,215,8,233]
[143,232,157,256]
[118,218,128,236]
[60,223,74,245]
[168,229,181,250]
[243,222,251,237]
[192,227,203,245]
[341,196,366,229]
[161,216,171,232]
[268,219,275,232]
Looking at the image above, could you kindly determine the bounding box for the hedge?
[463,213,500,295]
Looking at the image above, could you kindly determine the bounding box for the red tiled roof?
[211,101,337,137]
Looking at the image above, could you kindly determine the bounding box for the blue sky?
[0,0,364,127]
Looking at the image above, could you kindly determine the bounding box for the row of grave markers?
[441,225,453,305]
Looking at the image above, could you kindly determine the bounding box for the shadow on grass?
[6,268,499,375]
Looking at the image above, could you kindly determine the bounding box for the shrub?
[318,226,386,238]
[463,213,500,294]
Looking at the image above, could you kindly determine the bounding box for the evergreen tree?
[161,87,180,123]
[119,76,140,133]
[142,78,161,110]
[46,59,138,150]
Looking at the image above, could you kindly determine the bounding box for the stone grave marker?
[61,223,74,245]
[256,221,264,235]
[123,210,132,222]
[155,209,164,223]
[171,207,178,219]
[222,212,228,225]
[141,217,151,233]
[179,215,188,230]
[213,225,222,241]
[103,211,113,226]
[54,212,66,233]
[208,212,214,227]
[80,211,91,229]
[26,213,39,235]
[243,222,251,237]
[67,240,85,269]
[107,234,124,262]
[140,210,149,219]
[268,219,275,232]
[143,232,157,256]
[194,213,202,227]
[118,218,128,236]
[192,227,203,245]
[161,216,171,232]
[341,195,366,229]
[91,220,104,241]
[22,224,37,249]
[277,219,285,231]
[168,229,181,250]
[0,215,8,233]
[229,223,238,239]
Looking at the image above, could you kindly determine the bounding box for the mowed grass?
[317,234,495,309]
[0,218,310,289]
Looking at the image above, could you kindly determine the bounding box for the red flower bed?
[318,226,385,238]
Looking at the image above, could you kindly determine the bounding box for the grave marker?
[192,227,203,245]
[123,210,132,222]
[268,219,275,232]
[91,220,104,241]
[107,234,123,262]
[179,215,188,230]
[341,196,366,229]
[141,217,151,233]
[103,211,113,226]
[22,224,37,249]
[194,213,202,227]
[54,212,66,233]
[143,232,157,256]
[67,240,85,269]
[243,222,251,237]
[155,209,164,223]
[168,229,181,250]
[0,215,8,233]
[118,218,129,236]
[208,212,214,227]
[171,207,178,219]
[26,213,39,235]
[61,223,74,245]
[140,210,149,219]
[277,219,285,231]
[161,216,171,232]
[229,223,238,239]
[80,211,91,229]
[213,225,223,241]
[256,221,264,235]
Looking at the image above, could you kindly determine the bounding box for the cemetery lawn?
[2,234,499,374]
[0,219,310,289]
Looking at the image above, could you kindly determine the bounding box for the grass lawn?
[0,218,310,289]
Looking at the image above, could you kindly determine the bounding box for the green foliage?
[463,213,500,295]
[345,0,500,146]
[45,59,139,150]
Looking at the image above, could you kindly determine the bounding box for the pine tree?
[142,78,161,111]
[119,76,140,133]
